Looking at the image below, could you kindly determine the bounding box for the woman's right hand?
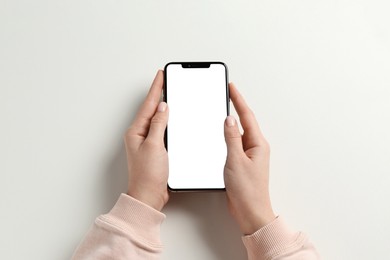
[223,83,276,235]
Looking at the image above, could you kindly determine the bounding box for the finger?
[146,102,169,144]
[229,83,265,149]
[224,115,244,156]
[128,70,164,138]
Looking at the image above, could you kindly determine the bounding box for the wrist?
[127,190,167,212]
[239,210,276,235]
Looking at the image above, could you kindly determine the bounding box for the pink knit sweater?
[72,194,319,259]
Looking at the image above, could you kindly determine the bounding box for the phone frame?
[163,61,230,192]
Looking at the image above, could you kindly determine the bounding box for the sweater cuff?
[97,193,166,248]
[242,216,303,258]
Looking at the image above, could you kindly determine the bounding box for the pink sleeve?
[72,193,165,260]
[242,217,320,260]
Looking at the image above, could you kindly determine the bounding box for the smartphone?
[164,62,229,191]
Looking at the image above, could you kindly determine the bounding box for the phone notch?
[181,62,211,69]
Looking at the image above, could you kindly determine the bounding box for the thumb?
[224,115,244,156]
[146,102,169,143]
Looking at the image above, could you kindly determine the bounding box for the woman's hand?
[224,83,276,235]
[124,70,169,211]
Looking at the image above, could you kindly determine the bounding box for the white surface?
[166,63,227,189]
[1,0,389,259]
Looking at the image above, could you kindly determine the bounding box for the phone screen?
[164,62,229,190]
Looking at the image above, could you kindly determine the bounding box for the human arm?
[72,70,169,259]
[223,83,320,259]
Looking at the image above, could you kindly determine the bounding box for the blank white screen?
[166,63,228,189]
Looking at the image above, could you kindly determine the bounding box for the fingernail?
[158,102,167,112]
[226,116,235,127]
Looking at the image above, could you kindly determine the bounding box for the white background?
[1,0,389,259]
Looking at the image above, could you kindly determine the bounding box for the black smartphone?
[164,62,229,191]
